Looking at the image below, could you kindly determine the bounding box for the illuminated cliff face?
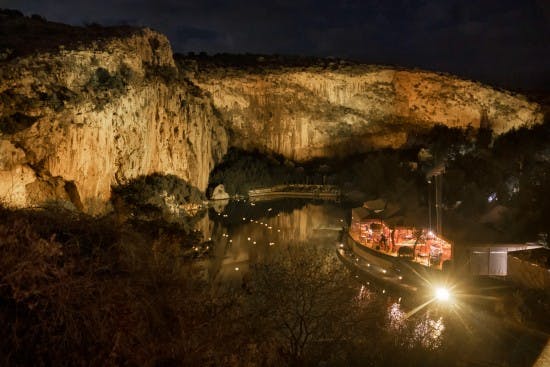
[190,66,543,160]
[0,29,228,214]
[0,27,544,213]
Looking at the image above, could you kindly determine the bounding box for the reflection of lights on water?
[413,317,445,349]
[388,302,406,331]
[356,285,368,301]
[387,303,446,350]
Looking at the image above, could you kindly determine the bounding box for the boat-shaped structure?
[349,207,452,271]
[340,205,546,299]
[336,205,455,297]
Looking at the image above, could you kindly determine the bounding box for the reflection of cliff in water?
[195,199,348,283]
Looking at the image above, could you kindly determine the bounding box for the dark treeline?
[175,52,361,74]
[209,122,550,242]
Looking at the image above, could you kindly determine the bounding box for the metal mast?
[427,162,445,235]
[435,173,442,235]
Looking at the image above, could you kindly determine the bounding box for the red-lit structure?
[349,207,452,270]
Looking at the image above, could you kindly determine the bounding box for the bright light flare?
[435,287,451,302]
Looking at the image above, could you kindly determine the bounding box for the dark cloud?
[2,0,548,90]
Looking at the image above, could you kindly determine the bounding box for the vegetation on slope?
[209,122,550,243]
[0,9,140,60]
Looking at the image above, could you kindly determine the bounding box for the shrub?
[0,205,234,366]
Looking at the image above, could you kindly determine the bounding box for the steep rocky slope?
[184,57,543,160]
[0,20,227,214]
[0,13,543,213]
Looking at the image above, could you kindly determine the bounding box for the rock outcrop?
[186,61,543,160]
[0,14,544,213]
[0,26,227,214]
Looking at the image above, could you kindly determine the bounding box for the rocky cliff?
[0,23,227,214]
[0,13,544,213]
[185,59,543,160]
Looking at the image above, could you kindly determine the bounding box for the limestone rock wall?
[0,24,544,213]
[190,65,543,161]
[0,29,227,214]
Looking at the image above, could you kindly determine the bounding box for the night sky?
[3,0,549,91]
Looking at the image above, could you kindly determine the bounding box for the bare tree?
[244,245,380,366]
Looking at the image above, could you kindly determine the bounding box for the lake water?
[196,198,347,284]
[193,198,548,366]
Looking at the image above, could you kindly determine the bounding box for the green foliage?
[440,121,550,240]
[0,89,43,133]
[111,173,205,223]
[84,65,135,109]
[208,148,306,196]
[87,66,127,92]
[341,150,412,197]
[175,52,360,75]
[409,123,473,160]
[208,147,415,201]
[0,112,38,134]
[144,63,180,82]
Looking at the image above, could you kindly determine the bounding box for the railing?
[248,184,341,199]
